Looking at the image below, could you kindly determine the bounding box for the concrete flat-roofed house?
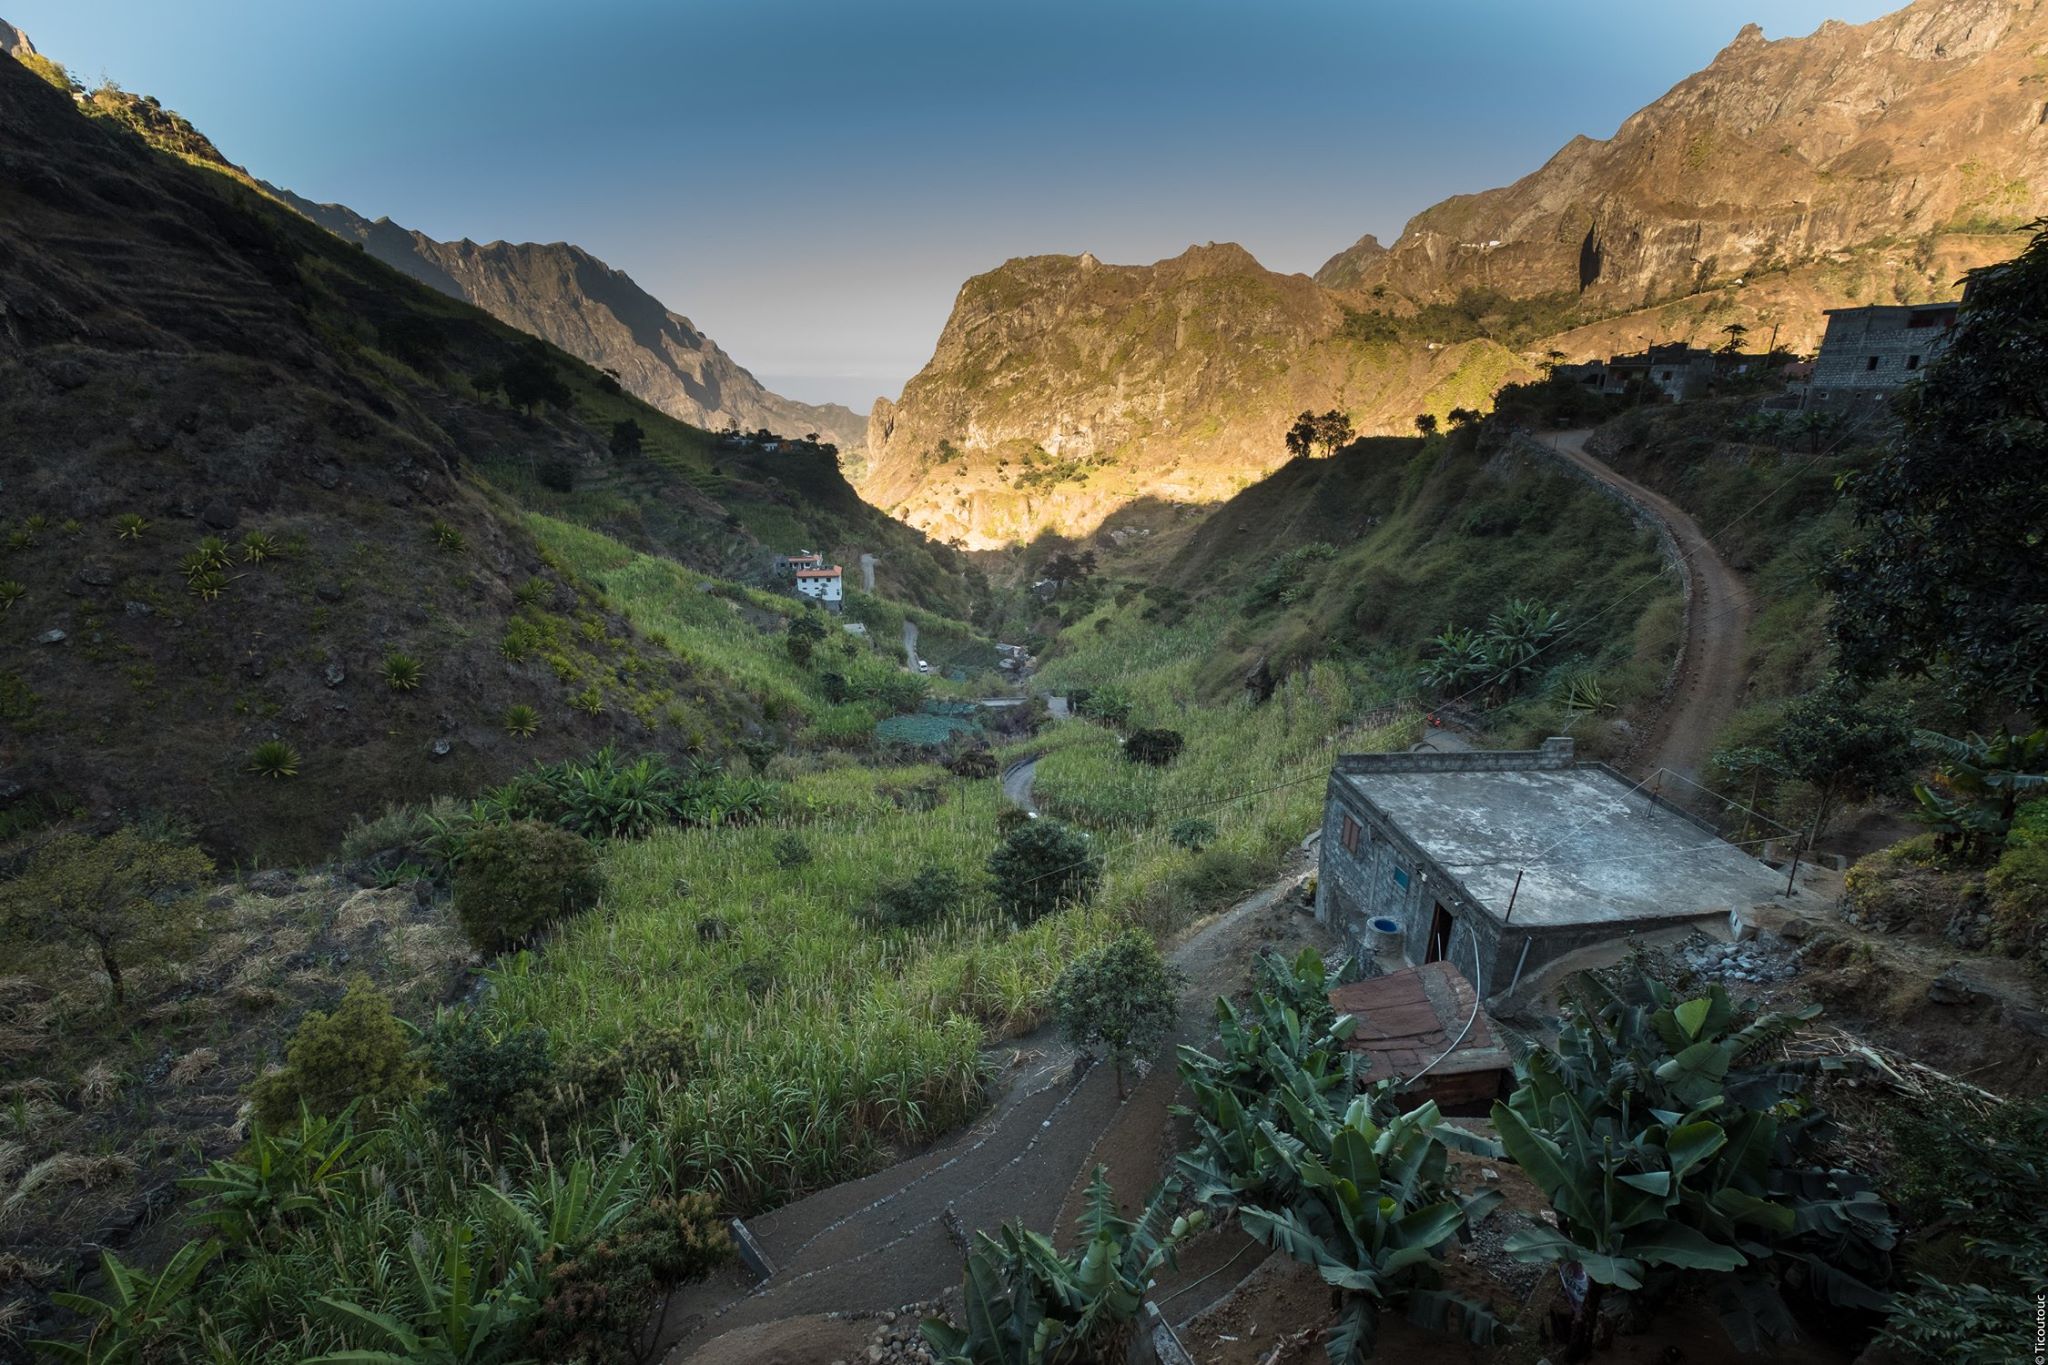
[794,565,843,612]
[1315,738,1789,995]
[1808,302,1958,408]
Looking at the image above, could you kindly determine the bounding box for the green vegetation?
[1830,226,2048,717]
[988,819,1103,924]
[1050,931,1181,1096]
[249,978,425,1128]
[247,738,301,779]
[382,651,424,691]
[452,820,604,955]
[922,1169,1201,1364]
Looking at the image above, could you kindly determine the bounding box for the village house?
[793,564,843,612]
[1808,301,1959,408]
[1315,739,1790,995]
[1554,343,1718,402]
[773,551,823,577]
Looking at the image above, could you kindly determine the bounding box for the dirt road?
[658,856,1328,1363]
[999,755,1039,816]
[1543,430,1753,786]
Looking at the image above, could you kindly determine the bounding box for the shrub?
[515,576,552,607]
[248,739,300,780]
[531,1194,733,1365]
[771,832,813,868]
[430,518,464,552]
[1986,842,2048,969]
[240,530,281,563]
[0,580,23,610]
[1050,931,1183,1096]
[988,820,1101,924]
[539,456,578,492]
[948,748,999,779]
[250,978,424,1129]
[423,1016,555,1136]
[1075,685,1133,729]
[453,819,603,954]
[503,703,541,737]
[871,865,966,929]
[571,685,604,715]
[192,534,232,571]
[1167,818,1216,852]
[383,652,424,691]
[1123,728,1185,766]
[188,568,226,599]
[114,512,150,540]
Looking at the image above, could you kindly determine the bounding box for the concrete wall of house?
[1811,306,1955,401]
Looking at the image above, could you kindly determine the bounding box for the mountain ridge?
[272,190,868,451]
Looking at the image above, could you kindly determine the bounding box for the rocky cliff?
[1317,0,2048,310]
[860,244,1526,547]
[275,193,867,451]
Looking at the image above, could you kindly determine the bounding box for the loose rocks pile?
[828,1301,946,1365]
[1676,935,1798,986]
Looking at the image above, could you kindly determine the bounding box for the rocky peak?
[0,18,34,58]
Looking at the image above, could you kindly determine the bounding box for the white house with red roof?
[794,564,843,612]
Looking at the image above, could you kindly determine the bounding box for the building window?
[1392,867,1410,891]
[1866,356,1880,371]
[1340,813,1362,854]
[1906,354,1921,370]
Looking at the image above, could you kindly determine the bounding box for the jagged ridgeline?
[864,0,2047,548]
[0,54,972,861]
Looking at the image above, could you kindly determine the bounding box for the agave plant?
[921,1168,1202,1365]
[384,652,424,691]
[502,703,540,737]
[188,568,228,600]
[0,579,24,611]
[249,740,301,780]
[114,512,150,540]
[430,518,464,553]
[240,530,281,563]
[192,534,234,572]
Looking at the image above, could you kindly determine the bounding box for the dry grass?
[166,1047,221,1086]
[2,1153,136,1228]
[333,886,411,937]
[76,1060,119,1110]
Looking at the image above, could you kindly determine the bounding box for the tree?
[1414,413,1439,437]
[0,829,211,1008]
[987,820,1102,924]
[1774,676,1916,848]
[1284,409,1354,459]
[1446,407,1482,429]
[499,341,573,416]
[1123,727,1185,766]
[1719,321,1750,354]
[1828,226,2048,717]
[608,418,644,457]
[1051,932,1182,1097]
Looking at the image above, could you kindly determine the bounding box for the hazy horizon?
[15,0,1902,412]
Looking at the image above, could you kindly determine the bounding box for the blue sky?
[15,1,1901,410]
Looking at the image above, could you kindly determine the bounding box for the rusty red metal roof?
[1328,961,1512,1112]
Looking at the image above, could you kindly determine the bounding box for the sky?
[15,1,1903,412]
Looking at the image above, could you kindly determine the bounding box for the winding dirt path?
[1542,429,1754,786]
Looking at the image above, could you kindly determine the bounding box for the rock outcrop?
[274,193,868,452]
[1317,0,2048,310]
[859,244,1525,547]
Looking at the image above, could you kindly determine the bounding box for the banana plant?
[1228,1097,1503,1364]
[183,1104,372,1249]
[1496,976,1893,1358]
[308,1224,533,1365]
[33,1241,221,1363]
[1912,726,2048,855]
[921,1169,1202,1365]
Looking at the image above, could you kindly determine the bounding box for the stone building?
[1314,739,1788,995]
[1808,301,1958,407]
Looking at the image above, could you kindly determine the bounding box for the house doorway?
[1425,904,1455,964]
